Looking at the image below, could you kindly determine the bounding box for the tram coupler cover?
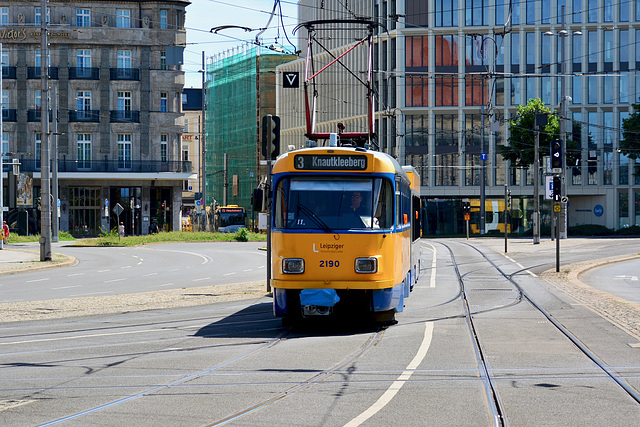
[300,289,340,316]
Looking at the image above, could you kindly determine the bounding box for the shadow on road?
[194,302,387,339]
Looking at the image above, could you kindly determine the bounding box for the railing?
[18,157,192,174]
[109,68,139,80]
[27,109,53,122]
[2,66,16,79]
[27,67,59,79]
[2,109,17,122]
[110,110,140,122]
[68,67,100,80]
[69,110,101,122]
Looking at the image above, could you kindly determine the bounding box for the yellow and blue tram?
[270,146,421,323]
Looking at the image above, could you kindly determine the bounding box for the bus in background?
[214,205,247,233]
[469,200,511,234]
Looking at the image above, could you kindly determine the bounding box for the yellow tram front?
[271,147,414,323]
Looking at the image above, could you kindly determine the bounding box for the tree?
[620,101,640,160]
[498,98,559,168]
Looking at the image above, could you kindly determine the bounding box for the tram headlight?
[355,257,377,273]
[283,258,305,274]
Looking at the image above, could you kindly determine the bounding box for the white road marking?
[104,278,126,283]
[344,322,434,427]
[223,272,237,276]
[615,275,638,281]
[422,243,437,288]
[52,285,81,290]
[143,273,159,277]
[26,278,49,283]
[66,273,85,277]
[193,277,211,282]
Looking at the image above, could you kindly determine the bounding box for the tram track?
[435,239,640,426]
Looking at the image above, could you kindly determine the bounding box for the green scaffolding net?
[205,46,297,227]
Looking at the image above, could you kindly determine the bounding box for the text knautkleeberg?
[311,156,366,169]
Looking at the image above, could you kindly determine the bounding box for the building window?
[435,0,458,27]
[35,49,51,68]
[116,9,131,28]
[620,0,630,22]
[161,134,168,163]
[160,10,168,29]
[76,49,91,68]
[588,0,597,22]
[0,8,8,25]
[573,0,582,23]
[77,91,91,115]
[77,134,91,169]
[160,92,167,112]
[35,133,41,164]
[35,90,41,109]
[117,91,132,112]
[160,51,167,70]
[76,9,90,27]
[35,7,50,25]
[118,134,132,169]
[2,133,8,163]
[465,0,488,26]
[117,50,132,68]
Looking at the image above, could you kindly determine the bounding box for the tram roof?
[273,147,407,178]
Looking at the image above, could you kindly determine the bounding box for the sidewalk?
[0,245,75,275]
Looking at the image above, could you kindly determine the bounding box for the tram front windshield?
[274,177,394,231]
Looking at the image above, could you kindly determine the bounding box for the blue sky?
[183,0,298,88]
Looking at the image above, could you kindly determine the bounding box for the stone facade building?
[1,0,191,235]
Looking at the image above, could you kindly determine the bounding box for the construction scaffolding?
[205,46,297,223]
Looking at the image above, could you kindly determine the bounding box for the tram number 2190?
[319,260,340,268]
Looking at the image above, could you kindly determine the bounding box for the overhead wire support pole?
[201,51,207,231]
[40,0,51,261]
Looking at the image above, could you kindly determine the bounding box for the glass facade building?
[285,0,640,235]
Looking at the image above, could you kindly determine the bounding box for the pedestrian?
[2,221,9,245]
[118,222,125,238]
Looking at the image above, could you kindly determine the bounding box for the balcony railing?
[110,110,140,123]
[2,66,16,79]
[68,67,100,80]
[69,110,101,122]
[109,68,139,80]
[17,157,192,174]
[2,109,17,122]
[27,67,59,79]
[27,109,53,122]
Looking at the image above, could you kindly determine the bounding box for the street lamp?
[545,6,581,241]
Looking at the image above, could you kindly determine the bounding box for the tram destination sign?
[294,154,367,171]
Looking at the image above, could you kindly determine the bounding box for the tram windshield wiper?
[296,203,332,233]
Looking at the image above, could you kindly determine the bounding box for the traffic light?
[553,176,562,201]
[550,139,563,170]
[462,201,471,215]
[261,115,280,159]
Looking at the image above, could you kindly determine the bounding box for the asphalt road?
[581,258,640,304]
[1,238,639,426]
[0,242,266,303]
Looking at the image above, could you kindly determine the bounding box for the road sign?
[105,198,109,207]
[113,203,124,216]
[464,214,471,221]
[553,204,562,213]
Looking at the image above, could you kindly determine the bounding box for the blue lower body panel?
[372,282,404,312]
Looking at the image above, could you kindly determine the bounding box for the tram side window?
[396,178,402,226]
[403,182,411,225]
